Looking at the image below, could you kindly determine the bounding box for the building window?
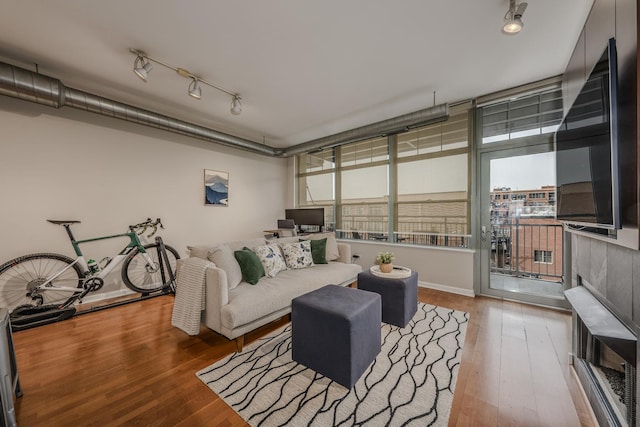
[534,250,553,264]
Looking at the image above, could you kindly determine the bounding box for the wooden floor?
[10,288,596,426]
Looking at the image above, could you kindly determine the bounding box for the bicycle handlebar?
[129,218,164,238]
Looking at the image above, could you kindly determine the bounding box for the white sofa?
[186,233,362,350]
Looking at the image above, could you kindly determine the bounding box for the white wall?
[0,96,289,297]
[346,240,475,296]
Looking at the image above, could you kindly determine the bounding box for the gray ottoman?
[357,269,418,328]
[291,285,381,388]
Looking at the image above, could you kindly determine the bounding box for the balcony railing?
[336,229,470,248]
[491,220,563,282]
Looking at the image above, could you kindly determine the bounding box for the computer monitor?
[285,208,324,233]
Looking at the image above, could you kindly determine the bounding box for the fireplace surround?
[566,282,637,426]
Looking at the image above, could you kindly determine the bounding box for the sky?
[490,151,555,191]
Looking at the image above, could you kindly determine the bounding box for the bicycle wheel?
[122,244,180,293]
[0,253,84,312]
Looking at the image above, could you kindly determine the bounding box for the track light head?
[133,55,153,81]
[502,16,524,34]
[230,95,242,115]
[188,78,202,99]
[502,1,527,35]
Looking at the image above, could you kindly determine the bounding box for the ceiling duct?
[0,61,276,156]
[283,104,449,157]
[0,61,449,158]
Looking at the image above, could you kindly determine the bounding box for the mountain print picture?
[204,169,229,206]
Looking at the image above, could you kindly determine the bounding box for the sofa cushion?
[233,248,265,285]
[227,238,267,253]
[281,241,314,269]
[253,243,288,278]
[208,244,242,289]
[301,238,328,264]
[221,262,362,330]
[187,245,218,260]
[307,232,340,261]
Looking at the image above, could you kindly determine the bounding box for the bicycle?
[0,218,180,315]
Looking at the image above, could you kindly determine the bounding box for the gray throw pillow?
[208,244,242,289]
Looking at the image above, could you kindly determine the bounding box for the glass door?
[479,146,569,308]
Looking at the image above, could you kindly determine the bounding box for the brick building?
[490,185,563,282]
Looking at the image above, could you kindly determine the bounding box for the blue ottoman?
[357,269,418,327]
[291,285,381,388]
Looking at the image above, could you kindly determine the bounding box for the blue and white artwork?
[204,169,229,206]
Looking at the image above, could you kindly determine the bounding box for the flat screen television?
[285,208,324,231]
[555,37,621,230]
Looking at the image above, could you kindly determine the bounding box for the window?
[534,250,553,263]
[395,102,470,245]
[397,104,468,157]
[296,148,336,230]
[295,102,471,247]
[481,87,563,144]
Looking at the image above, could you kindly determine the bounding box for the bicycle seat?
[47,220,81,225]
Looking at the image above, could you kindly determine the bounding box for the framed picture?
[204,169,229,206]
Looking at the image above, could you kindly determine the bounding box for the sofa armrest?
[336,242,352,264]
[202,265,230,334]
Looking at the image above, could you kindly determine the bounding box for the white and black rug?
[196,303,469,426]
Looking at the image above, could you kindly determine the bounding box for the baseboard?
[80,288,137,304]
[418,281,475,298]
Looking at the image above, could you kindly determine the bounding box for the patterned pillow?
[281,241,315,269]
[253,244,288,277]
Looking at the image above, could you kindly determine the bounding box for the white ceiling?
[0,1,593,149]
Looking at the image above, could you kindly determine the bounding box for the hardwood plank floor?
[10,288,596,426]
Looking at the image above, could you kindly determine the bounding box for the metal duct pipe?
[0,62,65,108]
[282,103,449,157]
[0,62,277,157]
[0,61,451,158]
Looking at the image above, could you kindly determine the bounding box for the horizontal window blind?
[340,136,388,167]
[398,102,470,158]
[482,87,563,143]
[297,148,335,174]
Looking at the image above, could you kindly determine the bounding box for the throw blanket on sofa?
[171,257,213,335]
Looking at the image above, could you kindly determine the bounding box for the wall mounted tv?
[555,37,621,230]
[285,208,324,231]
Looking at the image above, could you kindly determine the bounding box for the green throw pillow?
[233,247,265,285]
[301,237,327,264]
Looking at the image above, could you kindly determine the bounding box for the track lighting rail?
[129,48,242,115]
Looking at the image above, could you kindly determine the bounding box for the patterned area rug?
[197,303,469,426]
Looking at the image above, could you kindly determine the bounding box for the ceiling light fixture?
[230,95,242,115]
[188,77,202,99]
[133,54,153,81]
[502,0,528,35]
[129,48,242,115]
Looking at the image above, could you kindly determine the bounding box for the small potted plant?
[376,252,394,273]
